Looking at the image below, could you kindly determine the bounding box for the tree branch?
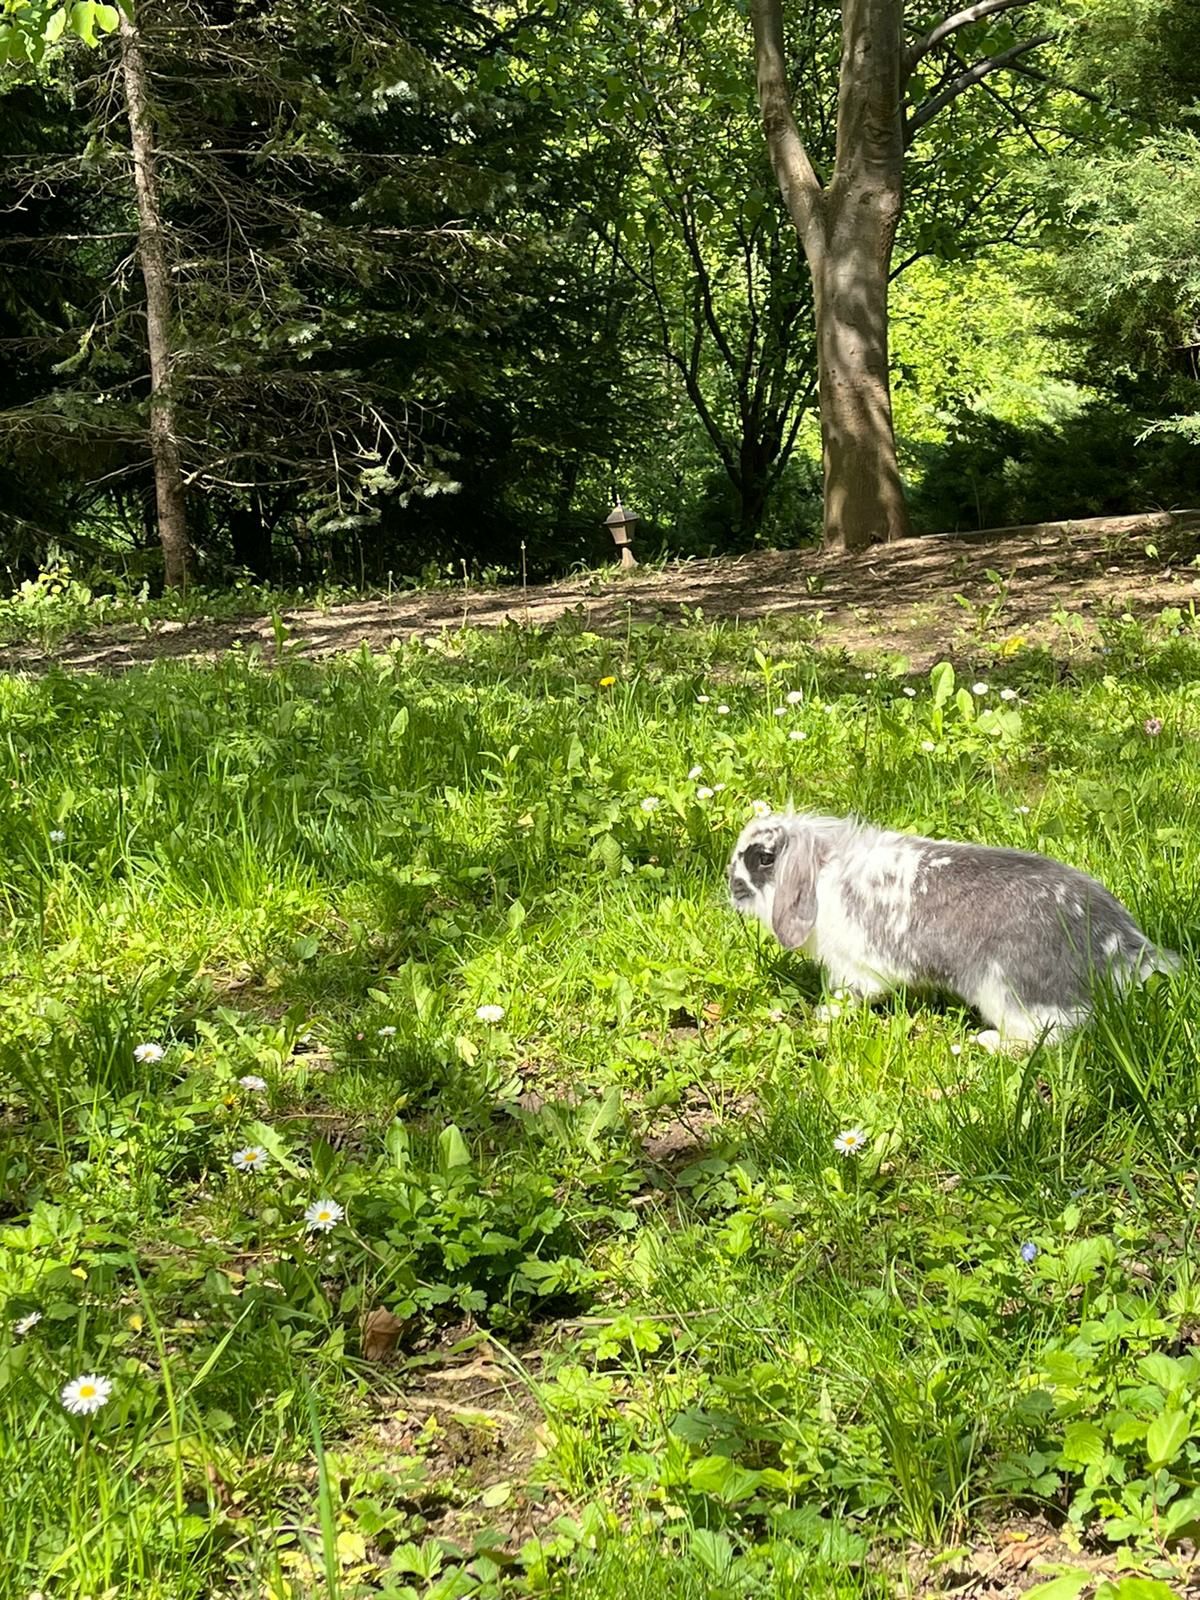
[750,0,825,253]
[904,0,1035,77]
[632,229,738,482]
[905,33,1053,143]
[968,60,1050,154]
[766,371,818,489]
[1006,60,1116,109]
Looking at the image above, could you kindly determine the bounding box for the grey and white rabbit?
[729,811,1179,1049]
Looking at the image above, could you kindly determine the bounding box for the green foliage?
[891,254,1084,454]
[0,0,651,582]
[0,0,1155,578]
[0,0,118,64]
[907,401,1200,533]
[1032,0,1200,455]
[1036,134,1200,446]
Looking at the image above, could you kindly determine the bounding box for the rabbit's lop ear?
[772,827,825,949]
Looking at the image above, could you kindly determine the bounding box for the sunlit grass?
[1,608,1198,1597]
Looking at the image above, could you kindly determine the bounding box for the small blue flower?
[1020,1241,1038,1264]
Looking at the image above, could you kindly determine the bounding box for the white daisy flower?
[696,695,711,704]
[773,706,787,717]
[1015,804,1031,815]
[238,1075,267,1091]
[712,783,727,793]
[788,730,807,742]
[640,796,660,812]
[476,1004,505,1024]
[920,740,936,752]
[49,829,66,843]
[823,703,835,713]
[716,704,731,715]
[304,1198,345,1234]
[133,1042,165,1063]
[377,1025,397,1037]
[751,800,772,818]
[999,687,1019,701]
[61,1374,112,1415]
[768,1008,785,1023]
[687,765,703,781]
[232,1145,269,1172]
[950,1043,963,1057]
[971,682,989,696]
[786,690,804,704]
[696,786,715,800]
[903,687,917,698]
[863,672,876,682]
[13,1311,41,1337]
[833,1127,868,1157]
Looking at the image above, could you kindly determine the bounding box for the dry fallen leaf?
[362,1307,408,1361]
[205,1461,239,1515]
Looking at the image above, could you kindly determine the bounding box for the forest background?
[1,0,1199,592]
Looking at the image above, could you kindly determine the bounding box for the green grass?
[1,605,1198,1599]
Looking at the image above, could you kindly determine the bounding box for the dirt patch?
[640,1089,759,1169]
[3,512,1199,675]
[907,1516,1200,1597]
[373,1334,569,1558]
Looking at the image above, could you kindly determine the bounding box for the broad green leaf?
[1024,1570,1093,1600]
[1138,1352,1188,1393]
[69,1,97,44]
[1060,1420,1107,1466]
[1146,1408,1190,1468]
[583,1085,624,1155]
[689,1528,734,1579]
[688,1453,736,1493]
[438,1123,470,1171]
[1161,1490,1200,1536]
[929,660,955,707]
[1099,1581,1185,1600]
[1061,1235,1113,1285]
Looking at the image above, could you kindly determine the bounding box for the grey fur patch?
[727,811,1179,1040]
[862,840,1151,1009]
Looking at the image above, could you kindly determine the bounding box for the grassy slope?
[1,611,1198,1600]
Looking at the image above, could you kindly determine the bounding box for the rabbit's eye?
[758,850,776,867]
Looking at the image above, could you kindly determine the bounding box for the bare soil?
[907,1519,1200,1597]
[3,511,1199,674]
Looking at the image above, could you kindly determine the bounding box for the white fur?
[729,811,1178,1049]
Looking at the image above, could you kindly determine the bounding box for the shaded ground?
[3,511,1199,673]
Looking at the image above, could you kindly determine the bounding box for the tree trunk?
[814,191,911,550]
[735,435,774,544]
[229,498,274,580]
[119,6,189,590]
[751,0,913,553]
